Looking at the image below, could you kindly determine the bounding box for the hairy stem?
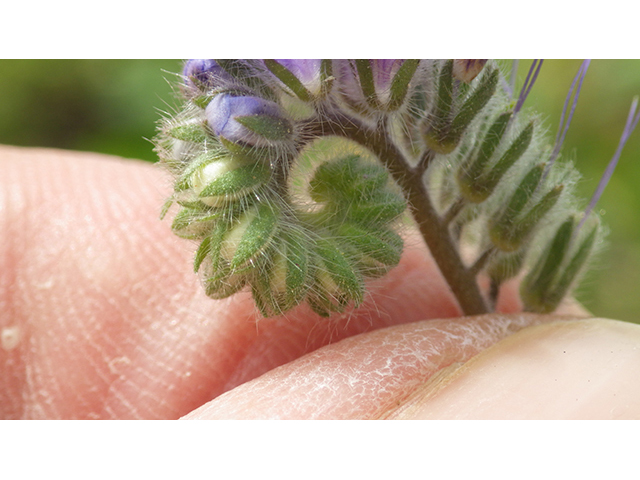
[306,111,489,315]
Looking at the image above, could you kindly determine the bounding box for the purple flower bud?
[183,59,232,89]
[452,59,488,83]
[205,94,289,145]
[334,59,408,111]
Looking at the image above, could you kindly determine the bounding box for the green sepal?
[175,152,220,192]
[345,191,407,227]
[499,185,564,252]
[263,59,313,102]
[314,238,365,306]
[160,198,173,220]
[193,235,212,273]
[319,59,333,97]
[489,163,545,251]
[198,161,271,200]
[444,67,499,148]
[464,121,534,203]
[204,271,247,299]
[355,60,381,110]
[549,219,599,307]
[487,250,526,284]
[171,207,221,239]
[214,59,274,100]
[224,202,280,270]
[234,114,293,142]
[193,95,216,109]
[218,135,273,163]
[251,229,311,316]
[336,223,403,268]
[520,216,575,312]
[168,122,208,143]
[423,60,454,153]
[458,111,513,194]
[387,59,420,111]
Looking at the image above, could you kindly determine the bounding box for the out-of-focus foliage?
[0,59,638,323]
[0,60,180,161]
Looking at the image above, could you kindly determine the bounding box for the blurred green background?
[0,59,638,323]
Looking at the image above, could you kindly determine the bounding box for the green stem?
[306,111,489,315]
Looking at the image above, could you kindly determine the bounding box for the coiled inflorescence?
[157,59,615,317]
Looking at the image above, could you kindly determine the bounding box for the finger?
[390,318,640,419]
[0,146,527,419]
[182,313,570,419]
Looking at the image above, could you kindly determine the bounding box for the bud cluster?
[157,59,625,317]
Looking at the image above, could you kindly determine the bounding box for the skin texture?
[1,145,639,419]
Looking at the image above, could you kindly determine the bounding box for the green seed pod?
[520,216,575,312]
[489,163,545,251]
[487,250,527,285]
[461,121,535,203]
[191,156,272,207]
[442,67,499,150]
[423,60,454,153]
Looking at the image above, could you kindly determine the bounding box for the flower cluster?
[156,59,632,318]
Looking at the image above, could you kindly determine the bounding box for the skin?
[1,145,639,419]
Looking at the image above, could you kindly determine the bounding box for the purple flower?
[183,59,232,89]
[205,94,289,145]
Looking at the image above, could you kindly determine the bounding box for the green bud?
[309,155,389,204]
[193,157,272,207]
[355,59,382,111]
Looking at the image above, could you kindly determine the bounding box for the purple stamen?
[579,95,640,231]
[513,60,544,117]
[544,60,591,179]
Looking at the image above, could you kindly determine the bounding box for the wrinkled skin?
[1,145,639,419]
